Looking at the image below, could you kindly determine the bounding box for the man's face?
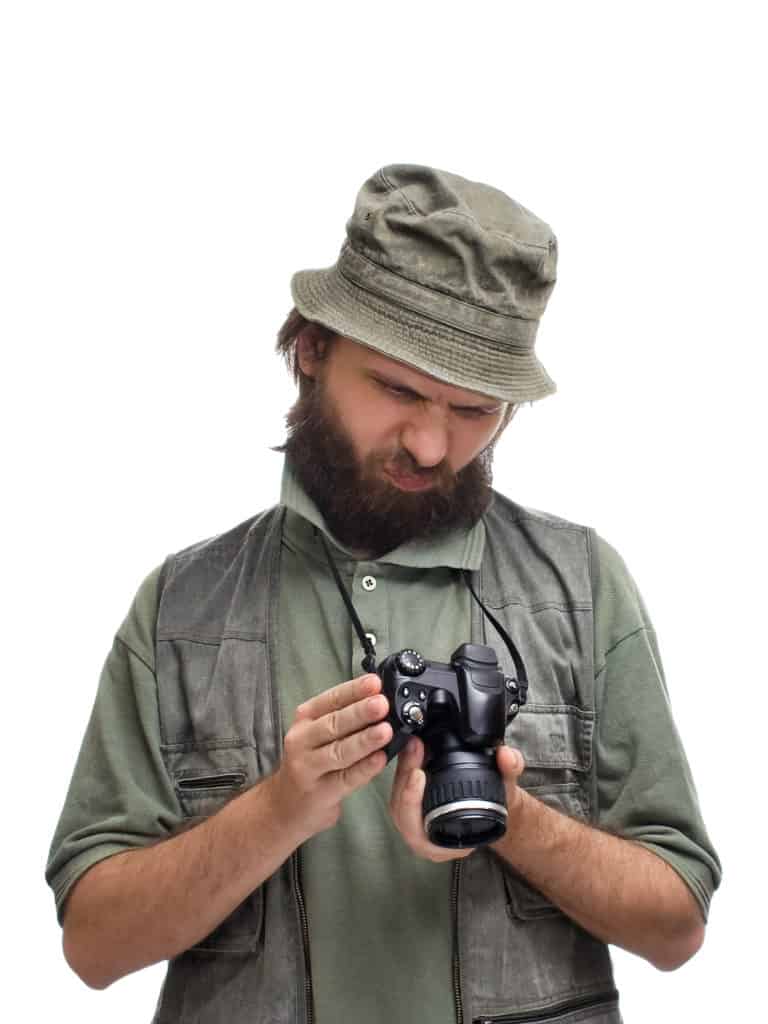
[282,336,508,556]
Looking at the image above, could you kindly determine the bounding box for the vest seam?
[512,515,590,533]
[484,599,592,614]
[156,631,267,644]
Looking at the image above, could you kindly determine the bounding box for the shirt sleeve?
[45,564,184,924]
[592,534,722,920]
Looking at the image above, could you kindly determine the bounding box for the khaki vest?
[152,493,621,1023]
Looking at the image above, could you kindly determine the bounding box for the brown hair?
[275,309,337,396]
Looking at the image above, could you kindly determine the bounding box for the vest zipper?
[292,846,314,1024]
[473,988,619,1023]
[452,860,465,1024]
[176,772,246,790]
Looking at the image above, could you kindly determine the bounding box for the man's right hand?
[264,673,392,841]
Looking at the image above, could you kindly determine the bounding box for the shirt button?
[362,575,377,592]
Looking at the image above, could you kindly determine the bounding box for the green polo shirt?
[46,465,721,1022]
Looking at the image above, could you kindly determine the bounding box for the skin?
[62,337,705,988]
[296,333,509,486]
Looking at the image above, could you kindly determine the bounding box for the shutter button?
[362,575,377,592]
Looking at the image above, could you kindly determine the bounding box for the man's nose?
[400,407,450,468]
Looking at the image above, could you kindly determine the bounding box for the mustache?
[376,449,455,487]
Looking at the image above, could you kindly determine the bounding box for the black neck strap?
[315,528,529,703]
[462,569,528,704]
[315,530,378,673]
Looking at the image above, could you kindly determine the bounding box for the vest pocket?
[474,988,620,1022]
[169,753,264,954]
[174,769,247,818]
[503,866,560,921]
[169,747,255,820]
[189,887,264,954]
[500,784,588,921]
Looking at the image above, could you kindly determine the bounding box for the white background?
[2,1,765,1020]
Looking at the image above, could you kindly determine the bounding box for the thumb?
[497,745,525,784]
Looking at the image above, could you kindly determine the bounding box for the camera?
[379,643,524,849]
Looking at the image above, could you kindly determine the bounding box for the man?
[47,165,720,1023]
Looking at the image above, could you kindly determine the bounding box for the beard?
[278,382,496,558]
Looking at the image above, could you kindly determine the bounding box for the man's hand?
[389,738,525,862]
[265,673,393,842]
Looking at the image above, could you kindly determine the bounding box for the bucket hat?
[291,164,558,404]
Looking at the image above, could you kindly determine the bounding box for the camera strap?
[315,529,378,673]
[462,570,528,706]
[315,528,528,705]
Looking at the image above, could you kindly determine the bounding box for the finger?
[394,765,428,837]
[308,717,393,777]
[296,674,381,722]
[333,748,389,796]
[390,736,424,816]
[303,691,390,752]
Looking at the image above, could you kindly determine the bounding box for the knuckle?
[283,728,299,757]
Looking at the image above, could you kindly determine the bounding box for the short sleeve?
[592,535,722,919]
[45,565,184,924]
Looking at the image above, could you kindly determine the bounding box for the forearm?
[62,775,303,989]
[492,789,705,970]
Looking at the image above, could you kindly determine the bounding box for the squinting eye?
[455,406,496,418]
[382,382,417,400]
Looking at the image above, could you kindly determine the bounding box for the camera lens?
[422,749,507,848]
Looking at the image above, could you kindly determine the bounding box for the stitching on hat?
[343,245,537,324]
[436,208,552,250]
[337,268,533,352]
[378,168,421,216]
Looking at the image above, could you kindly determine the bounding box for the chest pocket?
[507,703,593,790]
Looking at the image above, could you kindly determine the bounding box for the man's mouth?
[383,465,437,492]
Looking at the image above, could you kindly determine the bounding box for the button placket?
[352,568,386,677]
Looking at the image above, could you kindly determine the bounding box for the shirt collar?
[279,459,486,571]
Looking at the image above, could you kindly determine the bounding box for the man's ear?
[296,324,329,379]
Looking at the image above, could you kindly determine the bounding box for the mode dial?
[395,649,426,677]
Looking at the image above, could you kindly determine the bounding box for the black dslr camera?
[313,528,528,849]
[379,644,525,849]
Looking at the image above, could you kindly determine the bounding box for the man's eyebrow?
[367,370,501,411]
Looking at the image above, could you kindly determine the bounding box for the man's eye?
[455,406,495,418]
[381,382,416,400]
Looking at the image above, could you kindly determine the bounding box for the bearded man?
[46,165,720,1024]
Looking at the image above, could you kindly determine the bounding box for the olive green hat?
[290,164,558,404]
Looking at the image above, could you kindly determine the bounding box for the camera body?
[379,643,523,848]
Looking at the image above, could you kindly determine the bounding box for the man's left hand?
[389,737,525,862]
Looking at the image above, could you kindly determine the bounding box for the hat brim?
[291,265,556,405]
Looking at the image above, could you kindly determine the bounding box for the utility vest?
[152,493,621,1024]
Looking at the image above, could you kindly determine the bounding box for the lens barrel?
[422,749,507,848]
